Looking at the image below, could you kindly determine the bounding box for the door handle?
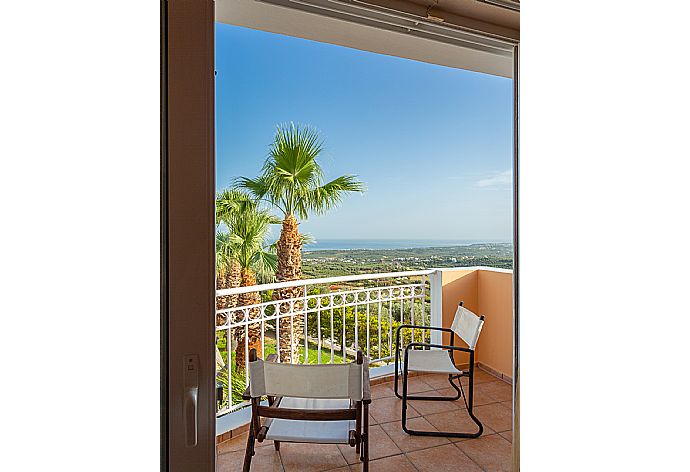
[183,355,200,447]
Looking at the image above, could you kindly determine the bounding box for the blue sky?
[215,23,513,242]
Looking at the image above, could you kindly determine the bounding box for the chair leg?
[465,358,484,437]
[401,351,483,438]
[355,401,362,454]
[401,350,411,434]
[242,423,256,472]
[361,403,369,471]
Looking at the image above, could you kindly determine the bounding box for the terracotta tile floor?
[217,370,513,471]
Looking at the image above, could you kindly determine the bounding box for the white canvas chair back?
[248,359,363,401]
[450,305,484,350]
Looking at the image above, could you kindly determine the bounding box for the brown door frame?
[162,0,216,471]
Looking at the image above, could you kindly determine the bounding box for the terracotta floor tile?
[455,434,512,472]
[405,396,462,416]
[348,453,417,472]
[279,442,348,472]
[216,446,283,472]
[371,383,395,400]
[391,376,435,395]
[380,416,450,452]
[406,443,482,472]
[435,383,498,407]
[419,374,454,390]
[424,409,494,442]
[470,369,504,384]
[217,434,249,455]
[217,433,272,456]
[369,396,420,424]
[499,430,513,443]
[474,403,512,433]
[480,380,513,402]
[338,425,401,464]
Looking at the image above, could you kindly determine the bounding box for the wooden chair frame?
[241,349,371,471]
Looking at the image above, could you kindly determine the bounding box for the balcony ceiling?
[405,0,519,30]
[362,0,519,38]
[216,0,519,78]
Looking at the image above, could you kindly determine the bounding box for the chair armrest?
[395,324,455,353]
[362,355,371,403]
[396,324,454,335]
[405,342,472,353]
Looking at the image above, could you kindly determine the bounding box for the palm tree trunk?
[274,214,304,363]
[235,268,262,369]
[216,261,241,325]
[228,260,241,305]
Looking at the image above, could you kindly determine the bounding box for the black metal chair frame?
[241,349,371,472]
[394,302,485,438]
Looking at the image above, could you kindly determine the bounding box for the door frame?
[161,2,519,471]
[162,1,216,471]
[512,43,520,471]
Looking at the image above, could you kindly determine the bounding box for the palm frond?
[216,188,256,226]
[215,231,235,274]
[307,174,366,215]
[251,250,278,284]
[234,176,269,200]
[300,233,316,246]
[234,123,365,221]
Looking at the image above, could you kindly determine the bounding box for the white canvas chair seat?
[407,349,461,374]
[264,398,355,444]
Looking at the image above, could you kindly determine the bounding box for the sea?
[303,239,510,252]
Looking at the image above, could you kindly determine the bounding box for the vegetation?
[303,287,431,362]
[237,123,364,363]
[215,189,279,367]
[303,243,513,278]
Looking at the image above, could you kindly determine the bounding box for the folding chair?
[242,349,371,472]
[394,301,485,438]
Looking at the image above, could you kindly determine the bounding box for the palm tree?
[217,189,279,368]
[215,189,246,322]
[238,123,365,363]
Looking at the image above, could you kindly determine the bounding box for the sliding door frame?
[162,2,519,471]
[512,43,520,472]
[162,1,216,471]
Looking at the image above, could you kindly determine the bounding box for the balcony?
[215,266,513,471]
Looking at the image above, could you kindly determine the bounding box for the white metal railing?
[215,269,441,416]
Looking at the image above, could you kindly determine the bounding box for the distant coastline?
[303,239,511,252]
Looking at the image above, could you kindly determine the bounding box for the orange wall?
[440,268,513,379]
[441,269,477,367]
[476,270,513,379]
